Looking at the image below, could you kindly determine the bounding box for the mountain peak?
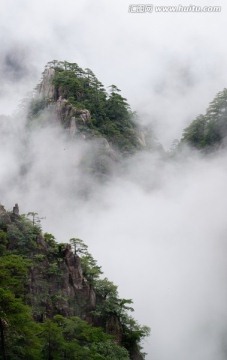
[29,60,148,155]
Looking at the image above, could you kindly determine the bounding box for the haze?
[1,0,227,359]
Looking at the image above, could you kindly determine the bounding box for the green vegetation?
[181,88,227,150]
[38,315,130,360]
[0,207,149,359]
[32,60,142,153]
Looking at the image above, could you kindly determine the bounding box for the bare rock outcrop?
[36,67,55,100]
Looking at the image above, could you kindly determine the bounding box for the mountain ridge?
[0,203,149,360]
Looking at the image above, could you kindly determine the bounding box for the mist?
[1,0,227,358]
[1,108,227,359]
[1,0,227,145]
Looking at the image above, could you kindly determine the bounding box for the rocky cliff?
[28,61,151,155]
[0,204,148,359]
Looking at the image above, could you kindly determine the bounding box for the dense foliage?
[0,207,149,359]
[31,60,142,153]
[181,88,227,150]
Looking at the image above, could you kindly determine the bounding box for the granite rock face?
[36,67,55,100]
[0,204,95,321]
[28,242,96,322]
[35,68,92,135]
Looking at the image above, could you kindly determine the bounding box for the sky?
[1,0,227,359]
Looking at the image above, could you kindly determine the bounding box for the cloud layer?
[1,110,227,359]
[1,1,227,358]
